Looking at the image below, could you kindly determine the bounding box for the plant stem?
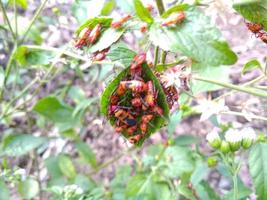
[24,45,89,61]
[214,74,266,101]
[161,51,167,64]
[221,110,267,122]
[155,0,168,64]
[0,45,17,101]
[13,0,18,41]
[154,46,159,66]
[0,0,16,40]
[155,0,165,15]
[20,0,49,43]
[233,170,238,200]
[193,76,267,99]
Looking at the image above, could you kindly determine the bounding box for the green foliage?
[0,180,9,200]
[192,63,230,94]
[33,96,76,124]
[75,141,97,168]
[18,178,40,199]
[133,0,154,24]
[249,142,267,200]
[101,0,116,16]
[107,44,137,67]
[242,59,262,74]
[233,2,267,30]
[58,154,77,180]
[14,46,55,66]
[149,6,237,66]
[8,0,28,9]
[1,0,267,199]
[0,134,48,157]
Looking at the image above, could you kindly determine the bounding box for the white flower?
[225,129,242,143]
[206,128,221,149]
[196,99,229,121]
[242,127,256,141]
[225,129,242,151]
[161,70,181,88]
[241,127,257,149]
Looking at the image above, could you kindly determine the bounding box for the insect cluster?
[161,11,186,27]
[108,53,166,145]
[74,24,102,49]
[246,21,267,43]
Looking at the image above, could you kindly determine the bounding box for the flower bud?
[206,128,221,149]
[207,156,218,168]
[241,127,256,149]
[220,141,230,153]
[225,129,242,152]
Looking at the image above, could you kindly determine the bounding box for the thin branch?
[221,110,267,122]
[214,74,266,101]
[193,75,267,99]
[20,0,49,43]
[0,0,16,40]
[153,46,159,66]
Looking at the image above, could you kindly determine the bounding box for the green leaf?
[58,154,77,180]
[33,96,74,123]
[133,0,154,24]
[89,28,126,53]
[174,134,199,146]
[192,63,230,94]
[110,165,132,200]
[45,156,64,180]
[149,7,237,66]
[194,181,220,200]
[14,46,55,67]
[190,162,209,186]
[0,134,48,157]
[248,142,267,200]
[167,110,183,135]
[75,174,97,192]
[161,4,190,18]
[106,44,137,67]
[242,59,262,74]
[100,64,170,146]
[76,16,112,35]
[160,146,195,178]
[18,178,39,199]
[0,180,9,200]
[126,174,171,200]
[75,141,97,168]
[8,0,28,9]
[101,0,115,15]
[177,181,197,200]
[233,2,267,31]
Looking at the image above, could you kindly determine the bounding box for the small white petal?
[225,129,242,143]
[206,128,220,142]
[242,127,257,141]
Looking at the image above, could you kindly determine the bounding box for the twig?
[193,75,267,99]
[0,0,16,40]
[20,0,49,43]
